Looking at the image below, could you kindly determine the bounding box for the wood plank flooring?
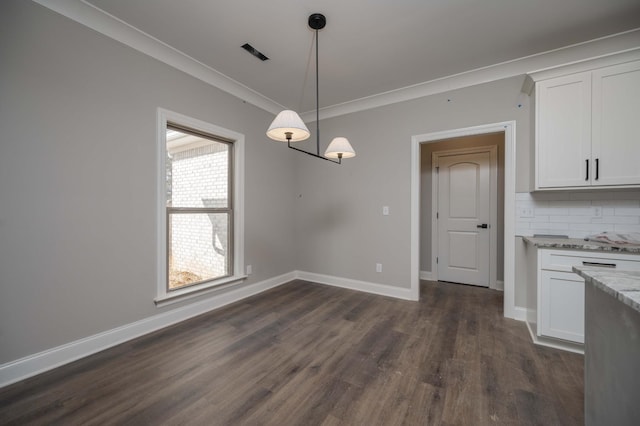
[0,280,584,425]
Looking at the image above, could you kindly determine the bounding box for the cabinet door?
[538,270,584,343]
[536,72,592,188]
[592,60,640,186]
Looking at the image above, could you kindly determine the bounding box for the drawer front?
[540,250,640,272]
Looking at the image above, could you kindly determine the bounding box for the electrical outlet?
[383,206,389,216]
[246,265,252,275]
[519,208,534,218]
[592,206,602,218]
[376,263,382,273]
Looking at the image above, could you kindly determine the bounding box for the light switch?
[383,206,389,216]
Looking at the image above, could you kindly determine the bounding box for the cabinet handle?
[595,158,599,181]
[582,261,616,268]
[585,159,589,181]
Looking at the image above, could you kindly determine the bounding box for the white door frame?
[410,121,517,319]
[432,146,498,288]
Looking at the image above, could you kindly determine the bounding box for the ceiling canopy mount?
[308,13,326,31]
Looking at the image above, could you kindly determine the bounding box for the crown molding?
[302,28,640,121]
[521,48,640,95]
[33,0,285,115]
[34,1,640,120]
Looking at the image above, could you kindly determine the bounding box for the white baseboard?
[3,268,509,388]
[512,306,528,322]
[0,272,295,388]
[525,318,584,355]
[494,280,504,291]
[296,270,418,301]
[419,270,433,280]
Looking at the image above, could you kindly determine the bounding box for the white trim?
[0,264,520,388]
[154,274,248,307]
[513,306,528,322]
[0,272,295,388]
[303,32,640,121]
[156,108,245,304]
[33,1,640,119]
[296,271,418,301]
[495,280,504,291]
[503,124,517,319]
[419,270,433,281]
[0,269,419,388]
[431,146,498,289]
[522,48,640,92]
[525,320,584,355]
[411,122,518,319]
[410,137,422,302]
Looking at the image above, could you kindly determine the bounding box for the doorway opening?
[410,122,517,319]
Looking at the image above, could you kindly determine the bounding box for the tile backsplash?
[516,190,640,238]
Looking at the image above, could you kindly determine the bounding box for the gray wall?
[294,77,530,291]
[0,0,297,364]
[7,0,629,367]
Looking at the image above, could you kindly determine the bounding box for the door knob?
[477,224,489,229]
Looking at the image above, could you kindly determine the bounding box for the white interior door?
[436,151,491,287]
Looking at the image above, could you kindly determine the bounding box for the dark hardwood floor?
[0,280,583,425]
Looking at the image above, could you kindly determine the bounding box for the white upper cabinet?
[531,57,640,190]
[592,61,640,186]
[536,72,592,188]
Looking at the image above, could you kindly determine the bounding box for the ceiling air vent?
[241,43,269,61]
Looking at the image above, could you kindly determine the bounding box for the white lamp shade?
[266,110,311,142]
[324,137,356,159]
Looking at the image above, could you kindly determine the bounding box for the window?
[157,109,244,304]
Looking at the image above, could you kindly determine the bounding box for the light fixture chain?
[297,33,315,113]
[315,25,320,157]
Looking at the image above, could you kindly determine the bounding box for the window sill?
[154,274,248,307]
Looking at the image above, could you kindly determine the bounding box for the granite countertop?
[574,266,640,313]
[523,236,640,254]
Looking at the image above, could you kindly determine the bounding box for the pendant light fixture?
[266,13,355,164]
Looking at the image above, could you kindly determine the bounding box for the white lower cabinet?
[539,270,585,343]
[528,248,640,352]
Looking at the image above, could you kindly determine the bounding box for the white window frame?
[155,108,245,306]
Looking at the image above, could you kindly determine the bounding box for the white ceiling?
[75,0,640,113]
